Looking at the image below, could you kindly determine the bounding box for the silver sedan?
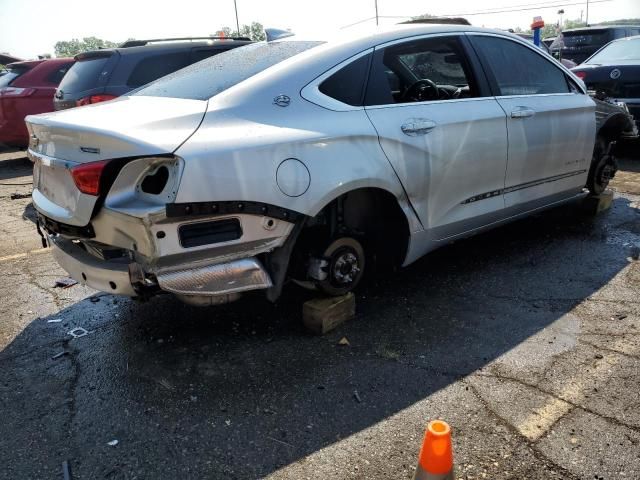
[26,24,600,305]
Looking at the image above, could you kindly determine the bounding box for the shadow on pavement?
[1,195,638,479]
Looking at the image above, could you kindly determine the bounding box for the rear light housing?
[0,87,35,97]
[71,160,110,196]
[76,94,118,107]
[574,71,587,80]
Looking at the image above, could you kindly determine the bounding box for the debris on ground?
[68,327,89,339]
[47,318,63,323]
[89,296,101,303]
[338,337,350,346]
[10,192,31,200]
[611,313,628,321]
[51,351,69,360]
[54,277,78,289]
[62,460,72,480]
[353,390,362,403]
[107,439,119,446]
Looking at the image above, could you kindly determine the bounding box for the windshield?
[586,37,640,63]
[132,41,323,100]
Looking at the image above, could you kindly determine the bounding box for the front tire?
[587,136,617,195]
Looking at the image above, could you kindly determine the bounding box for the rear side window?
[126,52,191,88]
[471,36,570,96]
[319,53,371,106]
[365,36,478,106]
[59,56,111,93]
[46,62,74,84]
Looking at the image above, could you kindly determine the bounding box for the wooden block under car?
[581,189,614,215]
[303,293,356,335]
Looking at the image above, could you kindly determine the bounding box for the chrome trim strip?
[461,169,587,204]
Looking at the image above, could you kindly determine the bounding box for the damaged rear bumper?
[50,236,273,300]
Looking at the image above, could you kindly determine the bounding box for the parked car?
[53,36,252,110]
[27,25,606,306]
[550,25,640,64]
[0,58,74,147]
[573,35,640,131]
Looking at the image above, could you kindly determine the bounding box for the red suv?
[0,58,74,148]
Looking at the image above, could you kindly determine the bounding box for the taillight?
[0,87,35,97]
[71,160,110,196]
[76,94,118,107]
[574,71,587,80]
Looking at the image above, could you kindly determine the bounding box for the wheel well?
[291,188,410,276]
[598,114,630,142]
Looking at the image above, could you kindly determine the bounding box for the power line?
[443,0,613,17]
[341,0,616,29]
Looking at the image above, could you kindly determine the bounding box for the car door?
[364,34,508,240]
[469,34,595,211]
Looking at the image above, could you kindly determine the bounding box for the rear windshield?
[586,37,640,63]
[563,29,614,47]
[132,41,323,100]
[58,55,111,93]
[0,65,30,88]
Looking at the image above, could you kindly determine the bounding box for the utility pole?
[234,0,240,36]
[375,0,379,26]
[586,0,590,26]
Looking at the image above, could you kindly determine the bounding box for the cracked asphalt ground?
[1,145,639,480]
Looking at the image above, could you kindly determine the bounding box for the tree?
[54,37,120,57]
[217,22,265,41]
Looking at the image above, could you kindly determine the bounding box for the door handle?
[511,107,535,119]
[401,119,437,136]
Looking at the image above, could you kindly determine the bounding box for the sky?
[1,0,639,59]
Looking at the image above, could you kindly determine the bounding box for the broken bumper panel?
[50,236,273,300]
[156,258,272,296]
[50,236,137,296]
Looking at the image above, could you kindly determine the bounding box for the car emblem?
[273,94,290,107]
[609,68,621,80]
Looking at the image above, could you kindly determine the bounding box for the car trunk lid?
[27,95,207,227]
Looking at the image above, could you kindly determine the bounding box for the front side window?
[365,36,478,106]
[471,36,570,96]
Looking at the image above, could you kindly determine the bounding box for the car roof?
[75,39,253,60]
[294,23,526,54]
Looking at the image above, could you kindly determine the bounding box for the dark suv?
[54,37,252,110]
[552,25,640,64]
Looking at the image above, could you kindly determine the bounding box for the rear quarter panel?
[175,98,422,233]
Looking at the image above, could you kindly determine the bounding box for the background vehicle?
[573,35,640,130]
[53,36,252,110]
[0,58,74,147]
[27,26,598,306]
[551,25,640,64]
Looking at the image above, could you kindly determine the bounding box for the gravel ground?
[0,147,639,480]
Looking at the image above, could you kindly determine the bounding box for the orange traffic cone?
[413,420,454,480]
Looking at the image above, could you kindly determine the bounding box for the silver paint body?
[25,25,596,299]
